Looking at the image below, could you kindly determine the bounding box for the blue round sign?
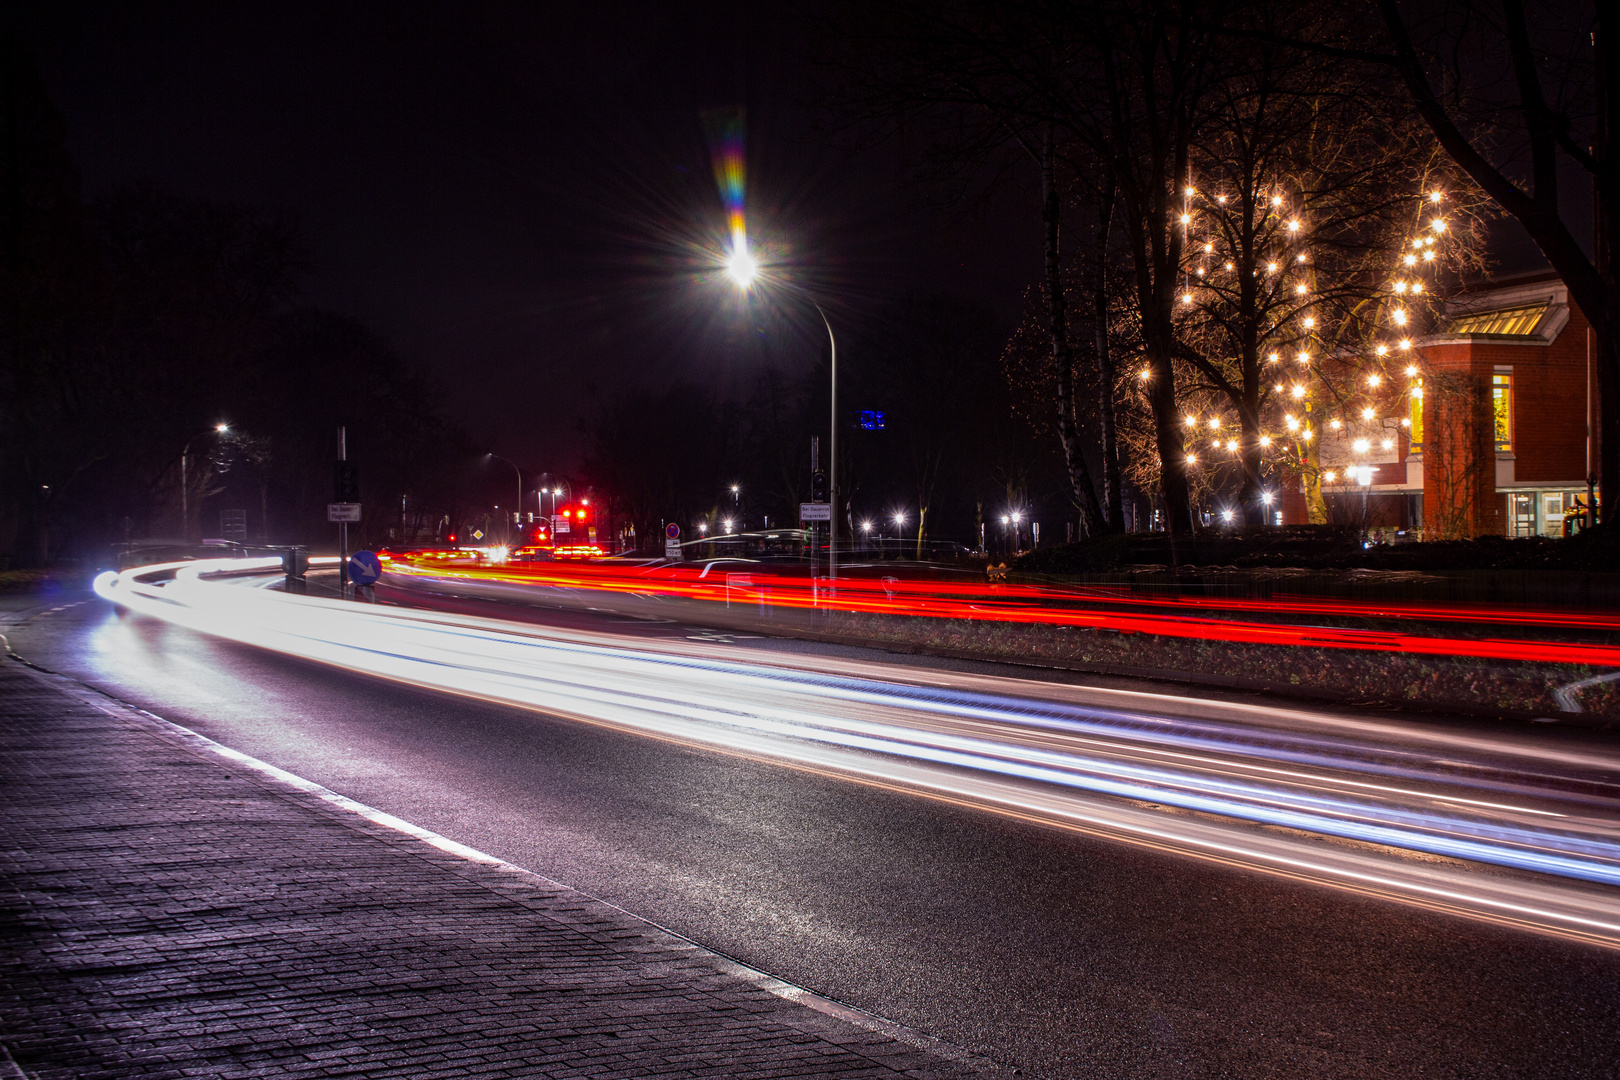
[348,550,383,587]
[665,523,680,540]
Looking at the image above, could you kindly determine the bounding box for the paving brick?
[0,661,995,1079]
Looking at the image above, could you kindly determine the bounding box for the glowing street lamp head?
[215,423,230,433]
[726,245,757,288]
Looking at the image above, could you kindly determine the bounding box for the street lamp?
[485,453,523,530]
[726,252,840,587]
[180,423,230,541]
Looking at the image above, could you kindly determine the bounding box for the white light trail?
[95,561,1620,948]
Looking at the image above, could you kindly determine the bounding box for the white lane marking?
[22,662,996,1074]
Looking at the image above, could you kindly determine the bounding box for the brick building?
[1307,273,1599,538]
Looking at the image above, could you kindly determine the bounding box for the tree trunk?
[1238,393,1264,526]
[1043,131,1108,538]
[1092,173,1126,532]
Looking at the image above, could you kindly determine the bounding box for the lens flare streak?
[95,561,1620,948]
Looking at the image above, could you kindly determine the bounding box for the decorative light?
[1222,509,1235,522]
[1324,470,1338,482]
[1298,351,1311,363]
[1274,383,1284,392]
[1268,352,1280,363]
[1431,219,1447,232]
[1405,365,1418,377]
[1382,438,1394,450]
[1209,417,1222,429]
[1285,416,1299,431]
[1271,196,1282,206]
[1368,374,1381,387]
[1392,309,1407,325]
[1182,293,1194,303]
[1404,254,1418,266]
[1302,428,1313,441]
[1287,220,1301,232]
[1211,438,1220,448]
[1259,435,1271,447]
[1185,186,1196,196]
[1187,453,1198,464]
[1376,345,1389,356]
[1297,254,1307,262]
[1139,367,1152,379]
[1353,438,1370,453]
[1292,384,1306,398]
[1180,213,1191,224]
[1430,191,1443,202]
[1184,414,1197,426]
[1204,242,1214,253]
[1303,316,1316,328]
[1412,282,1424,294]
[1295,284,1307,294]
[1267,262,1278,272]
[1226,439,1238,451]
[1330,418,1342,430]
[1217,195,1227,204]
[1196,267,1205,276]
[1399,338,1412,350]
[1393,281,1408,294]
[1225,262,1234,270]
[1422,249,1436,261]
[1401,418,1411,427]
[1361,407,1375,419]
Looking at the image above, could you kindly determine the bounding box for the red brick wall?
[1418,296,1595,536]
[1420,351,1496,537]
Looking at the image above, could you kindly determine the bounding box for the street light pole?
[724,263,839,586]
[179,423,229,542]
[486,453,523,532]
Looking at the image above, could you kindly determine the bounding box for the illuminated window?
[1493,371,1513,451]
[1445,303,1547,337]
[1409,380,1423,449]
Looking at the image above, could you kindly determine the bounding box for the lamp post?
[180,423,230,541]
[486,453,523,533]
[725,254,840,587]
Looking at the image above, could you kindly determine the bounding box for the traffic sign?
[348,550,382,587]
[800,502,831,522]
[327,502,361,522]
[666,522,680,540]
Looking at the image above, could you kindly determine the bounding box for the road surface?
[5,574,1619,1079]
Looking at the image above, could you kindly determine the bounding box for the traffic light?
[811,470,827,502]
[333,461,360,503]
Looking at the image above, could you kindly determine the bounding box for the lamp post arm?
[488,453,523,524]
[798,293,838,587]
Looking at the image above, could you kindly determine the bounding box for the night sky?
[24,2,1038,472]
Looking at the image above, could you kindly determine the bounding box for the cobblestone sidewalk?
[0,658,989,1079]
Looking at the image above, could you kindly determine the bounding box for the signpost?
[799,502,831,522]
[220,509,247,544]
[348,550,382,588]
[664,522,681,560]
[333,428,358,593]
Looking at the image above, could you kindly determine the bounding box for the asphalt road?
[6,584,1620,1079]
